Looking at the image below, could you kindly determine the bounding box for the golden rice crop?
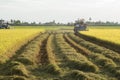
[80,29,120,45]
[0,29,44,56]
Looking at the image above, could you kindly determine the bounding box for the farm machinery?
[0,20,10,29]
[74,19,88,33]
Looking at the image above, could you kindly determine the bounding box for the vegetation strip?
[45,34,61,74]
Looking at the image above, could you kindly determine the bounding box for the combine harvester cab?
[74,19,88,34]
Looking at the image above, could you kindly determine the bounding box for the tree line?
[1,19,120,26]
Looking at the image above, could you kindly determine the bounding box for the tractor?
[74,19,87,33]
[0,20,10,29]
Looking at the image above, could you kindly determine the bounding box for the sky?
[0,0,120,23]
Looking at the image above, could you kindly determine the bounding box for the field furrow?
[39,35,49,65]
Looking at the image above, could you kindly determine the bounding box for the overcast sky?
[0,0,120,23]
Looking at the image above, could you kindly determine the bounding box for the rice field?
[80,29,120,45]
[0,26,120,80]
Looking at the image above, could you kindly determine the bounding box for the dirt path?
[39,36,49,65]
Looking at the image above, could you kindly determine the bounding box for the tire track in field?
[64,33,119,79]
[39,35,49,65]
